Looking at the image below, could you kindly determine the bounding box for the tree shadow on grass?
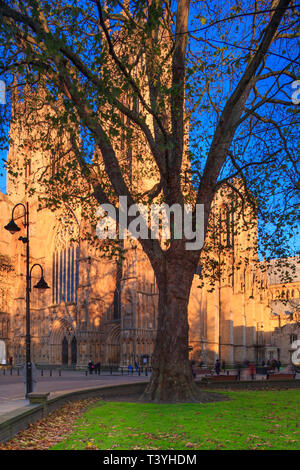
[101,390,230,404]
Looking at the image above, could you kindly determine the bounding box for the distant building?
[267,258,300,365]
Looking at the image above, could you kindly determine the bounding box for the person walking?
[236,362,242,381]
[222,360,226,372]
[249,362,256,380]
[215,359,221,375]
[190,360,196,379]
[88,359,94,375]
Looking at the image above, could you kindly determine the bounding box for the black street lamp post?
[4,202,49,398]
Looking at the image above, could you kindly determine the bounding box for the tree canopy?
[0,0,299,401]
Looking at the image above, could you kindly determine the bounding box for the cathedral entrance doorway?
[71,336,77,365]
[104,324,120,365]
[62,336,68,365]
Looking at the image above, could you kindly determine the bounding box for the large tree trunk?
[142,252,200,402]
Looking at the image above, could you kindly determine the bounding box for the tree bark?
[142,251,200,402]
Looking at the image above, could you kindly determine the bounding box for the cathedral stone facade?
[0,85,298,369]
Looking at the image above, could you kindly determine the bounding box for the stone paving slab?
[0,399,29,416]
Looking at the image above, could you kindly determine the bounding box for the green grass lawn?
[51,390,300,450]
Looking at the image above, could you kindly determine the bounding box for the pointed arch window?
[225,206,234,248]
[25,159,31,178]
[52,244,79,305]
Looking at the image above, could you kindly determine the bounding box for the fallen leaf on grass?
[185,442,197,448]
[0,398,98,451]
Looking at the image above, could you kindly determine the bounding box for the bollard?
[59,370,61,377]
[121,367,123,375]
[50,369,52,377]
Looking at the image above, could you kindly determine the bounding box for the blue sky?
[0,149,7,193]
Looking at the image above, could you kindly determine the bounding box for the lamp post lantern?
[4,202,50,398]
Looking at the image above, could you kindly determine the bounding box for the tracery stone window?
[225,206,234,248]
[52,212,80,305]
[217,205,234,249]
[52,245,79,305]
[24,158,31,178]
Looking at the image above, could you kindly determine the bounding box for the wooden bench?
[212,375,238,381]
[267,373,296,381]
[193,368,211,376]
[203,374,238,382]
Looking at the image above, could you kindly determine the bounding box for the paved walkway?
[1,368,299,417]
[0,370,150,416]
